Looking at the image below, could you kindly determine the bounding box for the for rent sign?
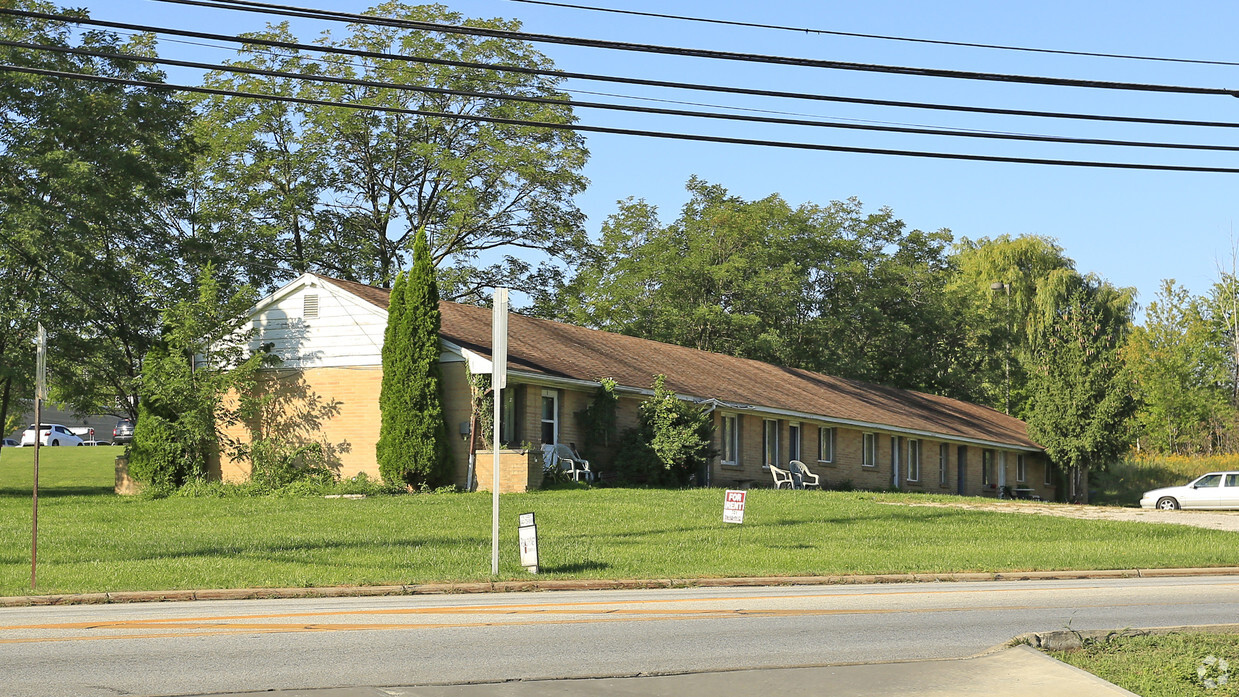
[723,490,746,524]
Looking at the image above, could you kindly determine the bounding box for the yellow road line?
[0,599,1217,646]
[9,580,1231,632]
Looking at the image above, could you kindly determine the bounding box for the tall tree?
[128,266,269,488]
[0,2,199,421]
[376,229,452,488]
[195,2,589,298]
[946,235,1077,414]
[1124,280,1229,454]
[1023,271,1135,502]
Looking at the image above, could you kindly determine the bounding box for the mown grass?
[1052,633,1239,697]
[2,447,1237,596]
[1092,454,1239,506]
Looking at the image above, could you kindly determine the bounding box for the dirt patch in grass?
[879,499,1239,533]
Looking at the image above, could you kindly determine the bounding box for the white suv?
[19,424,84,447]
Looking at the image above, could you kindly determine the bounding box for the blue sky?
[81,0,1239,310]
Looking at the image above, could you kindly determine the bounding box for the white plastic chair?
[548,443,593,482]
[769,465,794,489]
[790,460,821,489]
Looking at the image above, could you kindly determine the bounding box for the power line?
[509,0,1239,69]
[7,7,1239,131]
[155,0,1239,97]
[4,62,1238,174]
[15,39,1239,153]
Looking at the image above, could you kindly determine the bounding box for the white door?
[1183,473,1224,508]
[1219,473,1239,509]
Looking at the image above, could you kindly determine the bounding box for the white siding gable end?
[248,274,387,368]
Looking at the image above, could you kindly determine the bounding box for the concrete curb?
[5,566,1239,608]
[1013,622,1239,652]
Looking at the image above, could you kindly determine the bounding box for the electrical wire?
[5,62,1239,173]
[154,0,1239,97]
[509,0,1239,68]
[14,39,1239,152]
[7,7,1239,130]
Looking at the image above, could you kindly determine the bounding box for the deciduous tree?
[1023,271,1135,502]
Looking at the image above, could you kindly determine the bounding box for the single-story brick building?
[213,273,1055,499]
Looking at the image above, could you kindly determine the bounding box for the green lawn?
[2,446,1237,596]
[1052,633,1239,697]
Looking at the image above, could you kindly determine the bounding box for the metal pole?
[1004,283,1011,415]
[490,288,508,577]
[31,394,39,590]
[491,382,501,575]
[32,323,45,591]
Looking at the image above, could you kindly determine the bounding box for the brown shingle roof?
[315,274,1040,450]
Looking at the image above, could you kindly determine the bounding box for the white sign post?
[491,289,509,576]
[723,490,747,524]
[518,512,539,574]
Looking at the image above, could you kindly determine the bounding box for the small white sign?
[518,512,538,573]
[723,490,747,524]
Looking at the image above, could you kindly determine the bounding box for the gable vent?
[303,293,319,319]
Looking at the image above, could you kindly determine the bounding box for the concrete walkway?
[195,646,1135,697]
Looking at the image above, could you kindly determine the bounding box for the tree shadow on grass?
[111,536,488,563]
[0,486,113,498]
[542,560,611,574]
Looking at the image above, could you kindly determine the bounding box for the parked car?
[112,418,135,445]
[1140,472,1239,510]
[2,438,17,447]
[19,424,84,447]
[81,440,112,446]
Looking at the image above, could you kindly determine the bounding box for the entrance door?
[890,436,901,489]
[957,446,967,495]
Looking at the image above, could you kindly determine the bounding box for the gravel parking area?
[883,500,1239,533]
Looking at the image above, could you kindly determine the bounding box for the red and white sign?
[723,490,747,524]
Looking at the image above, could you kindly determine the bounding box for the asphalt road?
[3,576,1238,697]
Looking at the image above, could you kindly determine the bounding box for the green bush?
[247,439,334,489]
[610,375,715,486]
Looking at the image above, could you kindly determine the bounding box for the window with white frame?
[540,389,558,445]
[907,439,921,482]
[938,443,949,485]
[788,422,801,462]
[720,413,739,466]
[982,449,994,486]
[1016,453,1027,483]
[862,432,876,467]
[818,426,835,463]
[763,419,779,468]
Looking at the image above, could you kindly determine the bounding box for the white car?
[19,423,84,447]
[1140,471,1239,510]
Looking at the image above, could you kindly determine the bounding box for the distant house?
[214,273,1054,498]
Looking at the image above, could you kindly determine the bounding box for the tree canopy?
[192,2,589,298]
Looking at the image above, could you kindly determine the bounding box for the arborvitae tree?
[377,229,453,488]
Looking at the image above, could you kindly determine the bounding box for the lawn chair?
[769,465,794,489]
[789,460,821,489]
[549,443,594,482]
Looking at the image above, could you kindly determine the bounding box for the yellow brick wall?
[213,366,384,482]
[706,414,1051,497]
